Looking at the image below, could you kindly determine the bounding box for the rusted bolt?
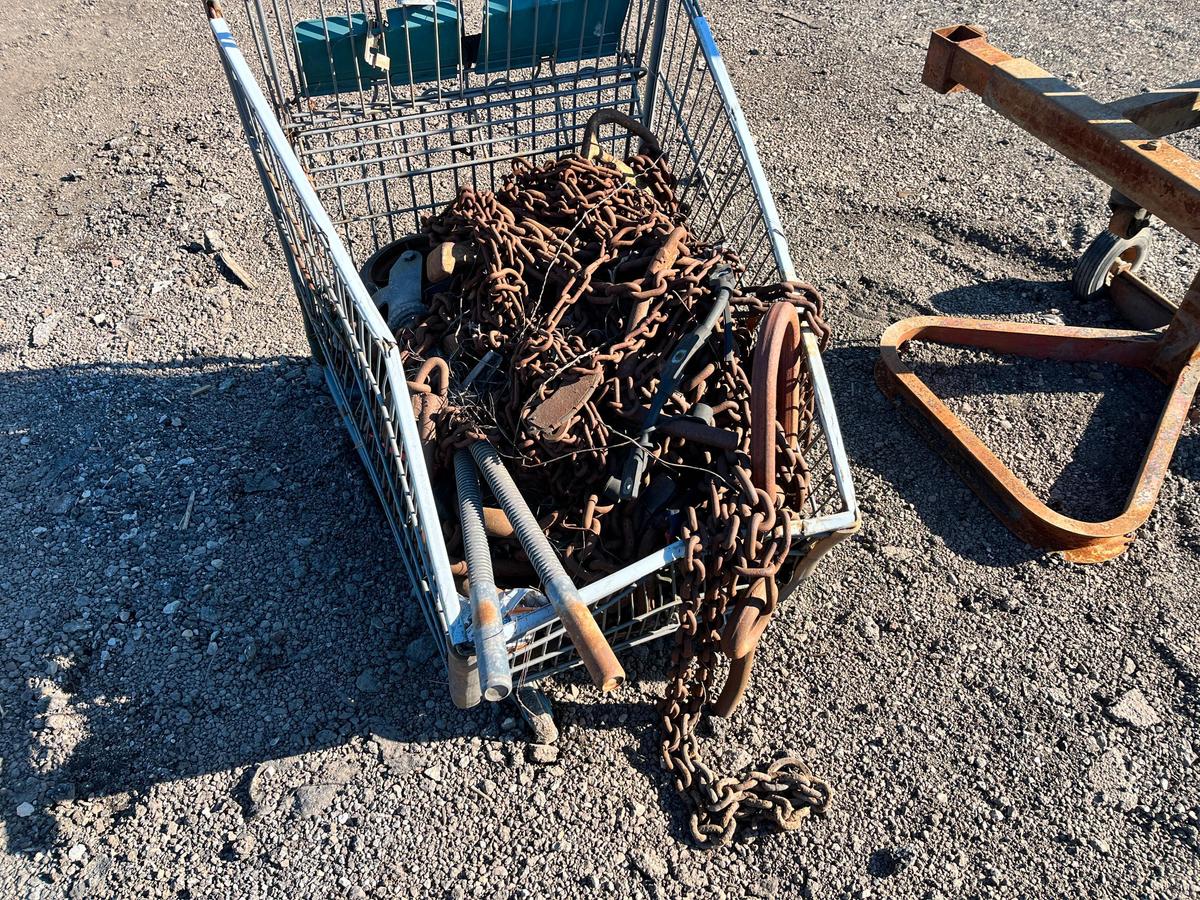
[1140,139,1161,151]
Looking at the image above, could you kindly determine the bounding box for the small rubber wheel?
[1072,229,1152,301]
[447,651,482,709]
[358,234,429,294]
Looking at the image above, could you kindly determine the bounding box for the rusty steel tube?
[469,440,626,691]
[454,450,512,702]
[923,24,1200,246]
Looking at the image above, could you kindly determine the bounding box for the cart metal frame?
[205,0,857,691]
[877,24,1200,563]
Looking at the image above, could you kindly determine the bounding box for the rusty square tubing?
[1110,80,1200,139]
[923,24,1200,246]
[876,311,1200,562]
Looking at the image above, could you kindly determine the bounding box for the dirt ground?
[2,0,1199,898]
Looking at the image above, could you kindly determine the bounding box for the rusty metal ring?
[750,301,802,503]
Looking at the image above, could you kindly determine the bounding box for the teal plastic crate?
[294,3,460,96]
[476,0,630,73]
[295,14,376,95]
[385,2,461,84]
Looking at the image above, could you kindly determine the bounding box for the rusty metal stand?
[876,24,1200,563]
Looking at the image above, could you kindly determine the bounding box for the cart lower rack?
[205,0,856,693]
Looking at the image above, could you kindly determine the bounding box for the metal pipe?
[454,450,513,702]
[469,440,626,692]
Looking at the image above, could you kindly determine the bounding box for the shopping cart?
[204,0,857,702]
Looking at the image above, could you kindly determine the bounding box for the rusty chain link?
[395,133,832,845]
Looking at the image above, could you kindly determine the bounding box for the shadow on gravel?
[821,342,1039,566]
[0,357,499,856]
[929,277,1078,320]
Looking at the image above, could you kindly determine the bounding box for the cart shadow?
[0,356,503,856]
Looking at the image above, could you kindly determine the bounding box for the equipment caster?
[1072,228,1153,302]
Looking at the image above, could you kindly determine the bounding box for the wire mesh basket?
[204,0,857,693]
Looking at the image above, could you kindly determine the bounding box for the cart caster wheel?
[515,685,558,745]
[447,651,482,709]
[1072,228,1152,302]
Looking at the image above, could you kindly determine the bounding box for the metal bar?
[686,0,795,280]
[497,541,687,642]
[1110,80,1200,138]
[469,440,626,691]
[1108,268,1178,330]
[640,0,670,127]
[876,308,1200,562]
[303,87,640,173]
[923,24,1200,245]
[454,450,513,701]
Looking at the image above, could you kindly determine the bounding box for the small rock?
[630,848,668,880]
[203,229,226,253]
[405,634,434,663]
[355,670,379,693]
[162,600,181,616]
[423,765,443,782]
[67,844,87,863]
[515,686,558,745]
[1044,686,1071,706]
[293,784,339,819]
[31,314,61,348]
[748,875,781,898]
[1107,689,1161,728]
[373,736,421,776]
[1089,748,1130,794]
[222,832,256,861]
[858,616,881,643]
[241,472,281,494]
[527,743,559,765]
[16,802,35,818]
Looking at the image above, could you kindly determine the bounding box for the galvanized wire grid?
[510,572,679,679]
[214,0,855,684]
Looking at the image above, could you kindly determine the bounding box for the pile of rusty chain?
[398,130,832,845]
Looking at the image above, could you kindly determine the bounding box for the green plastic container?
[476,0,629,73]
[295,14,375,95]
[294,3,460,96]
[385,2,461,84]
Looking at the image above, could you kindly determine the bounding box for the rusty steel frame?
[876,24,1200,563]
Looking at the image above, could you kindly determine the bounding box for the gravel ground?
[2,1,1200,898]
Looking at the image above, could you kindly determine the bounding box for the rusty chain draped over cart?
[388,119,833,843]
